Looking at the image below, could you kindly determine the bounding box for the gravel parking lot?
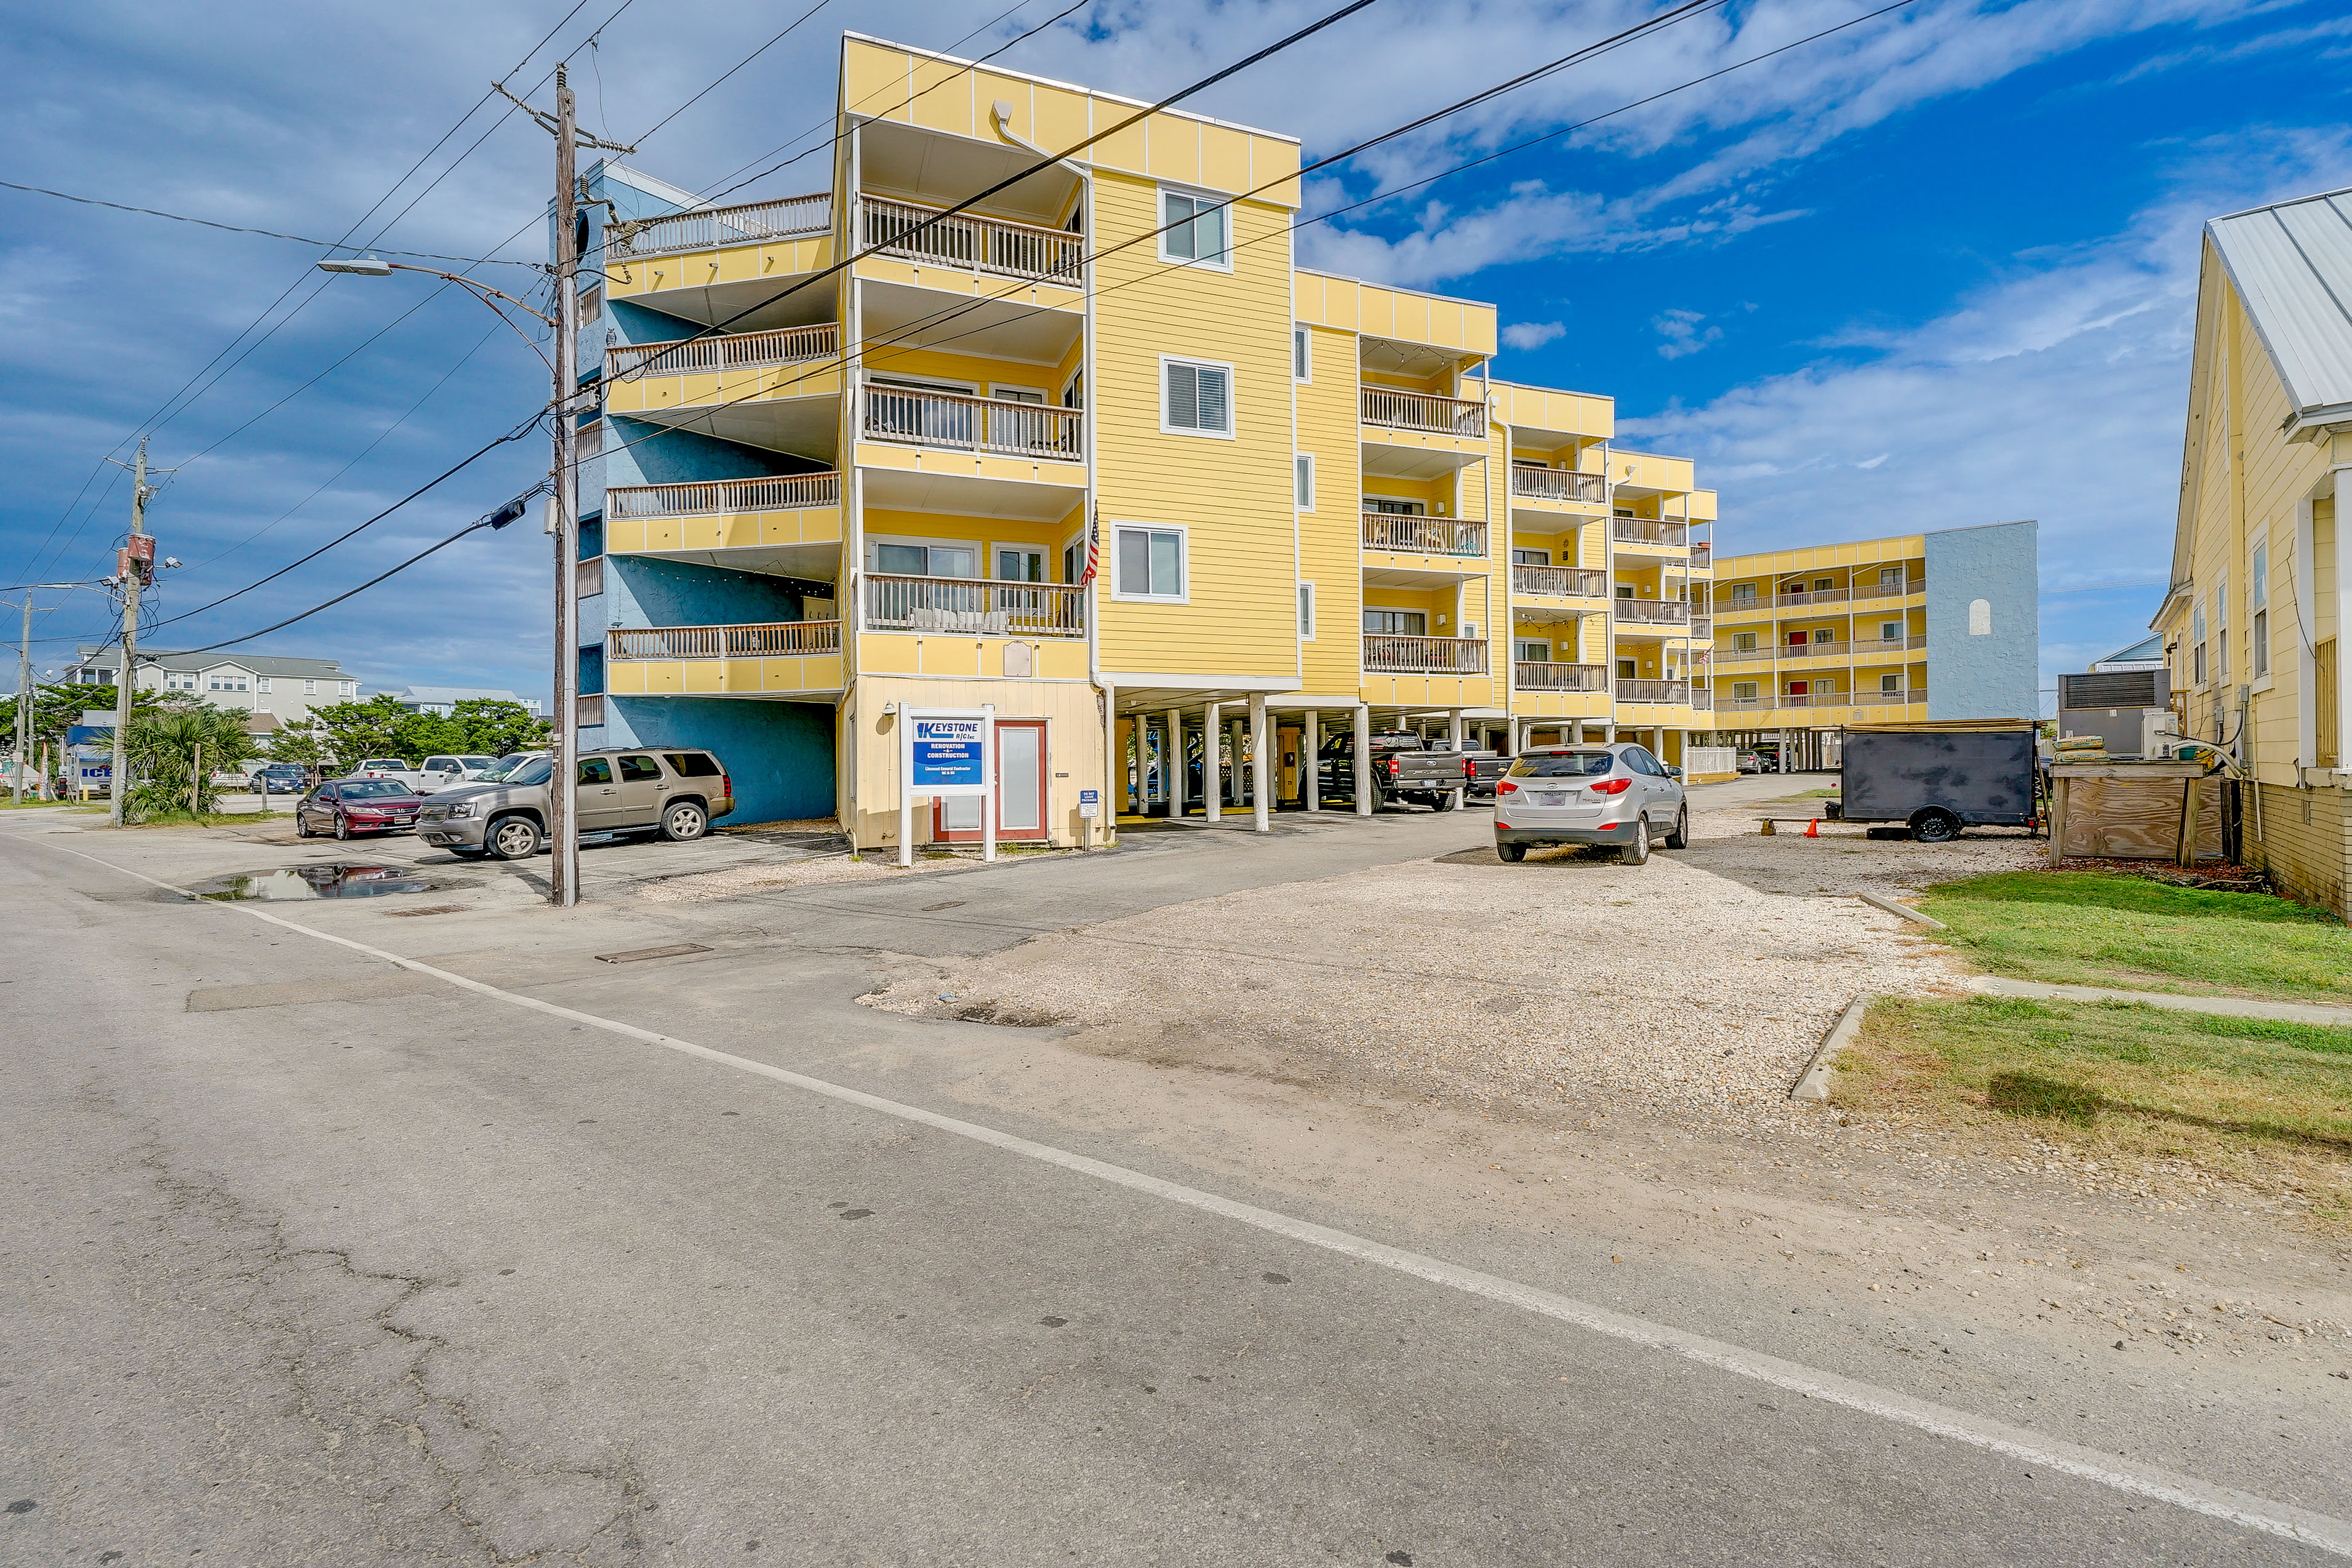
[866,797,2047,1127]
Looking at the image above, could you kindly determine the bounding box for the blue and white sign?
[1078,788,1100,820]
[910,718,987,791]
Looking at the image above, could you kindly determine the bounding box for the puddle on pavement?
[186,865,450,902]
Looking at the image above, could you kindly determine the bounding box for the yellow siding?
[1297,324,1362,695]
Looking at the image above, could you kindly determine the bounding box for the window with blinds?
[1162,358,1233,436]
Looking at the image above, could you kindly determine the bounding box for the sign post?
[899,706,996,868]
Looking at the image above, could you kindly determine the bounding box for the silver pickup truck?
[1314,731,1472,812]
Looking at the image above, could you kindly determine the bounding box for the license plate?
[1532,792,1564,806]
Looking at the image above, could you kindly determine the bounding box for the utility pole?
[106,439,157,827]
[550,63,580,906]
[13,596,30,806]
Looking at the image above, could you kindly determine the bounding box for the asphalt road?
[3,796,2345,1567]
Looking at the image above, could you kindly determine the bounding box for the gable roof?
[73,646,351,678]
[2206,186,2352,436]
[2093,633,2164,670]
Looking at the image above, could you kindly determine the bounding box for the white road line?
[31,834,2352,1558]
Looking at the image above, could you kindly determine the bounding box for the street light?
[317,256,394,276]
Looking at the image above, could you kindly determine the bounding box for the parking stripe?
[30,833,2352,1559]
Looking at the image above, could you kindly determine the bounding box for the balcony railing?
[1689,616,1712,641]
[607,322,837,382]
[1612,518,1690,546]
[862,385,1082,460]
[1361,387,1486,437]
[1509,467,1607,504]
[609,621,842,661]
[1714,633,1927,664]
[1850,577,1927,602]
[1612,599,1690,625]
[1361,511,1487,557]
[859,196,1083,284]
[863,574,1086,638]
[1511,564,1608,598]
[1364,634,1489,674]
[1616,679,1698,705]
[1513,661,1607,692]
[1717,689,1924,710]
[1689,544,1713,568]
[605,471,841,521]
[608,193,831,261]
[1855,634,1929,655]
[574,556,604,600]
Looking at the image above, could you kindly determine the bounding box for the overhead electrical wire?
[0,181,542,264]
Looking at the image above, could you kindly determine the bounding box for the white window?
[1365,609,1426,636]
[1732,631,1758,652]
[1297,582,1316,640]
[1880,673,1902,694]
[871,540,979,578]
[1880,621,1903,643]
[2215,570,2229,680]
[1294,454,1314,510]
[1062,537,1084,586]
[1730,583,1756,604]
[1114,526,1186,601]
[996,548,1044,583]
[1292,326,1310,382]
[1161,357,1233,437]
[340,681,356,697]
[578,421,604,460]
[255,676,271,693]
[1879,566,1902,588]
[2250,543,2269,679]
[1511,548,1550,566]
[303,678,317,695]
[1733,680,1759,700]
[1159,190,1230,267]
[1514,639,1551,663]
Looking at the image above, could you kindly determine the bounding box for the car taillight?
[1497,781,1518,794]
[720,769,731,801]
[1386,757,1399,777]
[1590,777,1633,794]
[1463,758,1476,780]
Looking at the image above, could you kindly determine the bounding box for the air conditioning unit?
[2142,709,2183,760]
[2060,669,2168,711]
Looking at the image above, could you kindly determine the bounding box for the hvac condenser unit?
[2058,669,2173,758]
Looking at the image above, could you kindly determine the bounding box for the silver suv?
[417,748,734,860]
[1492,743,1687,865]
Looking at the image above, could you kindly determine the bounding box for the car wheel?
[661,801,709,842]
[333,814,350,842]
[1618,815,1651,865]
[486,815,542,860]
[1497,842,1526,863]
[1909,807,1962,843]
[295,811,313,838]
[1663,806,1689,850]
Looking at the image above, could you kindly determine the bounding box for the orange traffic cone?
[1804,817,1820,838]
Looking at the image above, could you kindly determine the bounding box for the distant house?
[2090,634,2165,673]
[65,647,359,726]
[387,686,544,718]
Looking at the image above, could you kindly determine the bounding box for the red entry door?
[934,719,1050,842]
[1786,681,1809,696]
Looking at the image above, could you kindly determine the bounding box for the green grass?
[1772,787,1842,800]
[1918,870,2352,1004]
[1838,994,2352,1220]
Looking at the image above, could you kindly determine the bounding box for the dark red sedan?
[295,778,423,840]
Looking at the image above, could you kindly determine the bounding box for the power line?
[630,0,834,144]
[0,179,540,264]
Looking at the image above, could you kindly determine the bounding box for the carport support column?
[1202,704,1222,822]
[1447,710,1465,806]
[1100,684,1118,847]
[1250,694,1271,833]
[1165,706,1185,818]
[1303,709,1321,812]
[1353,705,1373,817]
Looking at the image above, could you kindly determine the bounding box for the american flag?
[1080,506,1100,586]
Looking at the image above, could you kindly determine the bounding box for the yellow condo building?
[575,34,1722,850]
[2156,186,2352,918]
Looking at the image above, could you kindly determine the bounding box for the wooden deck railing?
[1363,634,1489,674]
[1360,387,1486,436]
[863,574,1086,638]
[608,193,831,260]
[859,196,1083,284]
[1508,467,1607,503]
[1612,599,1690,625]
[1513,661,1607,691]
[1615,679,1696,704]
[606,322,836,381]
[862,385,1082,460]
[608,621,842,660]
[1510,564,1608,598]
[1612,517,1690,546]
[604,471,840,521]
[1361,511,1487,556]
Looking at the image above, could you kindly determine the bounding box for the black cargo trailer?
[1833,721,2039,842]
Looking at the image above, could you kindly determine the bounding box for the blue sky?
[4,0,2347,708]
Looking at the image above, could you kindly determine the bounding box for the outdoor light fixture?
[317,257,394,275]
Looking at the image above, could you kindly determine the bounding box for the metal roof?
[72,646,350,677]
[2207,186,2352,431]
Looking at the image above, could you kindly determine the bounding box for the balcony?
[1514,661,1607,692]
[574,556,604,599]
[609,621,842,660]
[1361,387,1485,437]
[606,471,841,521]
[1361,511,1487,557]
[863,574,1086,638]
[859,195,1083,285]
[1850,577,1927,603]
[862,385,1082,461]
[1616,679,1700,705]
[1759,580,1923,607]
[1855,634,1928,655]
[1612,599,1690,626]
[609,193,831,261]
[1509,467,1606,505]
[1611,518,1689,547]
[1363,634,1489,674]
[1717,689,1926,711]
[1689,616,1712,641]
[1511,564,1607,598]
[1689,544,1712,569]
[607,322,837,382]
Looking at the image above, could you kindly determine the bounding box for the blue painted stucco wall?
[1924,520,2038,721]
[607,558,804,631]
[602,697,836,823]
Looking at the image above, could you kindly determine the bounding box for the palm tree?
[124,706,256,821]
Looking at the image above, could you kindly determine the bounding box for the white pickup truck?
[345,756,501,794]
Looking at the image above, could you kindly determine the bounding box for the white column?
[1165,706,1184,818]
[1100,683,1116,847]
[1446,710,1465,806]
[1602,722,1617,743]
[1569,721,1585,745]
[981,703,998,863]
[1354,705,1374,817]
[1303,709,1321,812]
[1230,716,1246,808]
[1250,694,1271,833]
[1202,703,1222,821]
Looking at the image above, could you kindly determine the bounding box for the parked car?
[415,748,734,860]
[343,757,432,790]
[1492,742,1687,864]
[252,762,310,796]
[1737,743,1783,775]
[1316,731,1472,811]
[295,778,425,839]
[1463,753,1510,804]
[415,753,502,793]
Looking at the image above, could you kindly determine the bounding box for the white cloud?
[1653,308,1723,359]
[1502,319,1566,350]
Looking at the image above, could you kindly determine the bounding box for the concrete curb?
[1966,974,2352,1026]
[1854,890,1946,930]
[1790,994,1868,1102]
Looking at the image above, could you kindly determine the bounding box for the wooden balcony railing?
[1364,634,1489,674]
[1616,679,1697,705]
[607,322,836,382]
[1612,599,1690,625]
[1513,661,1607,692]
[1510,564,1608,598]
[1508,467,1607,504]
[1855,634,1929,654]
[1361,387,1486,436]
[1689,616,1713,641]
[1689,544,1713,568]
[859,196,1083,284]
[574,556,604,600]
[1361,511,1487,556]
[604,471,840,521]
[1850,578,1927,602]
[1612,517,1690,546]
[608,193,831,260]
[1717,689,1922,710]
[863,574,1086,638]
[609,621,842,660]
[862,385,1082,460]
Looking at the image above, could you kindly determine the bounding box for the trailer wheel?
[1909,807,1962,843]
